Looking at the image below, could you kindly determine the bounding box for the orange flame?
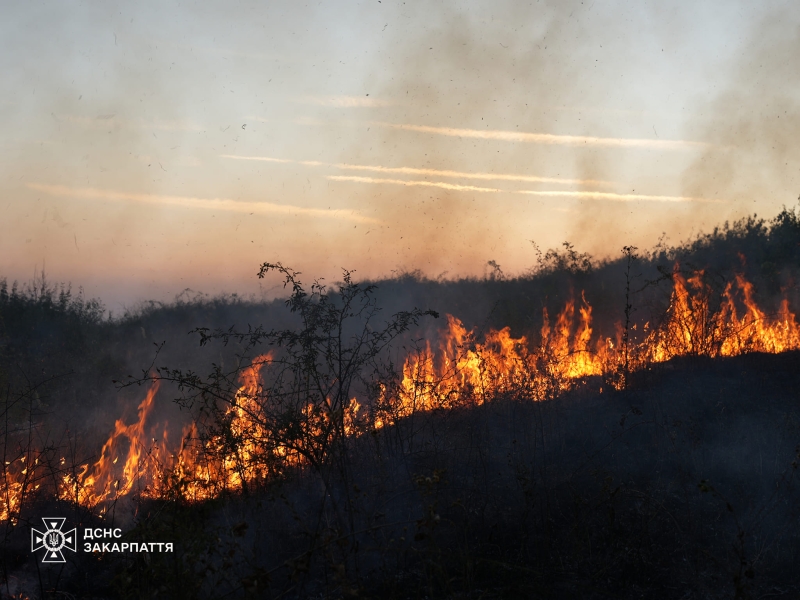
[2,268,799,518]
[59,380,165,509]
[644,268,800,362]
[1,454,37,523]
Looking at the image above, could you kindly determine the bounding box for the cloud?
[27,184,379,223]
[221,154,613,187]
[328,175,502,193]
[327,175,720,203]
[371,122,710,151]
[517,190,722,203]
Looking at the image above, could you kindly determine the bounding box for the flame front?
[59,380,166,509]
[380,269,799,424]
[644,268,800,362]
[2,267,799,519]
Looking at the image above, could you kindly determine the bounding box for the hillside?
[1,206,800,599]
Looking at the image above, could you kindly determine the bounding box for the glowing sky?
[2,0,799,309]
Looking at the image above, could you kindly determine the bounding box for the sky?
[1,0,799,310]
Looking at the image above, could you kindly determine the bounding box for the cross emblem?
[31,518,77,563]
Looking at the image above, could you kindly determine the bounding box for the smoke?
[0,3,201,304]
[333,0,723,272]
[336,0,604,274]
[3,0,798,306]
[339,0,800,271]
[681,12,800,208]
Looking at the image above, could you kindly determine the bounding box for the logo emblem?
[31,518,77,563]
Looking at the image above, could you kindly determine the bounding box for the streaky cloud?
[221,154,612,187]
[517,190,722,203]
[328,175,502,193]
[372,122,710,151]
[27,183,379,223]
[327,175,720,203]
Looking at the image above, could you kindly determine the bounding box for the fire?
[381,294,614,425]
[381,269,800,424]
[1,455,37,523]
[59,380,167,509]
[384,314,534,423]
[644,268,800,362]
[2,267,799,519]
[540,291,612,382]
[58,352,362,504]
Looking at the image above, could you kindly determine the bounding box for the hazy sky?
[2,0,799,309]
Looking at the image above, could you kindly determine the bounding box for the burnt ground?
[3,351,800,599]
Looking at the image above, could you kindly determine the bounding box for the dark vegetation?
[1,206,800,599]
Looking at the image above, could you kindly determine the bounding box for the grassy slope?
[1,206,800,598]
